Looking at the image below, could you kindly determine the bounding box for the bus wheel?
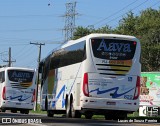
[11,110,17,113]
[71,100,81,118]
[20,110,25,114]
[104,115,113,120]
[85,113,93,119]
[45,97,48,111]
[66,98,71,118]
[47,110,54,117]
[24,110,29,114]
[1,108,6,112]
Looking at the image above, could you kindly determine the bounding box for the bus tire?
[24,110,29,114]
[45,97,48,111]
[104,115,113,120]
[66,98,71,118]
[47,110,54,117]
[1,108,6,112]
[20,110,25,114]
[85,113,93,119]
[71,100,81,118]
[11,110,17,113]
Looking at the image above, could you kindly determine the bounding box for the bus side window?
[0,71,5,83]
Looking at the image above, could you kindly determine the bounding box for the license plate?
[106,101,116,105]
[16,103,21,105]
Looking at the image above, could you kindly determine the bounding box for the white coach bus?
[0,67,36,114]
[39,33,141,119]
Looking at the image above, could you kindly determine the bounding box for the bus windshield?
[91,38,137,60]
[8,70,34,83]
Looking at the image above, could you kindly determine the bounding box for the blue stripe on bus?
[7,95,31,101]
[52,85,65,108]
[89,87,134,98]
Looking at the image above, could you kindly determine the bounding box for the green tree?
[72,8,160,72]
[95,25,112,33]
[141,29,160,71]
[73,25,112,40]
[138,8,160,36]
[137,8,160,71]
[115,11,138,35]
[72,26,91,40]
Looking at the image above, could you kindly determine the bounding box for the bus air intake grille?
[11,82,28,89]
[96,64,131,76]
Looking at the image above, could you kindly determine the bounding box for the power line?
[0,36,63,43]
[0,28,59,32]
[14,45,35,59]
[3,47,16,67]
[45,41,64,44]
[0,51,8,62]
[99,0,149,28]
[0,14,59,18]
[17,56,37,68]
[93,0,139,27]
[0,43,29,46]
[150,0,160,8]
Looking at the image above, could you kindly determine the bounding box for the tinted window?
[8,70,34,83]
[43,55,51,80]
[0,71,5,83]
[91,38,137,60]
[50,41,86,69]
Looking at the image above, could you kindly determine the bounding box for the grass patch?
[30,104,47,114]
[128,111,139,117]
[81,115,104,119]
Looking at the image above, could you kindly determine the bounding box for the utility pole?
[63,1,78,41]
[30,42,45,111]
[3,47,16,67]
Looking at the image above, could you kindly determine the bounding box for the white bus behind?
[0,67,36,114]
[39,33,141,119]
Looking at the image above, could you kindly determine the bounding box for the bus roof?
[41,33,138,63]
[0,67,35,72]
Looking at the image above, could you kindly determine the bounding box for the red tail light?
[2,87,6,100]
[32,89,36,102]
[83,73,89,97]
[133,76,140,100]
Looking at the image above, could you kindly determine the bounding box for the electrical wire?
[98,0,150,28]
[92,0,139,26]
[14,45,35,59]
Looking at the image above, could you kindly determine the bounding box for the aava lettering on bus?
[11,71,30,78]
[97,39,131,52]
